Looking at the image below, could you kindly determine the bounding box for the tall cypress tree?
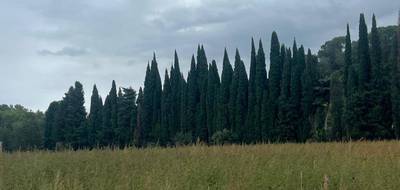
[170,51,184,139]
[357,13,374,139]
[392,18,400,138]
[179,75,188,135]
[246,39,257,142]
[101,81,118,146]
[186,55,198,140]
[300,49,315,141]
[88,85,103,148]
[207,60,220,136]
[343,24,357,140]
[196,46,209,143]
[134,87,144,147]
[141,55,162,144]
[278,48,294,141]
[63,82,87,149]
[370,14,392,138]
[344,24,352,97]
[44,101,61,150]
[290,43,305,141]
[265,31,281,141]
[218,49,233,132]
[161,70,172,146]
[117,87,137,147]
[358,14,372,90]
[149,54,162,143]
[231,49,248,141]
[256,40,267,141]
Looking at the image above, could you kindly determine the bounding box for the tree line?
[38,13,400,150]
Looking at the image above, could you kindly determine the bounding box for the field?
[1,141,400,190]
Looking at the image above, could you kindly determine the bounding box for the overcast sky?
[0,0,399,111]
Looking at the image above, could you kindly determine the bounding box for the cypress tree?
[344,24,352,96]
[246,39,257,142]
[218,49,233,132]
[134,87,144,147]
[300,49,315,141]
[44,101,61,150]
[63,82,87,149]
[149,54,162,143]
[142,64,152,145]
[179,75,188,135]
[265,31,282,141]
[343,24,357,139]
[170,51,183,138]
[116,87,137,147]
[88,85,103,148]
[392,19,400,138]
[278,48,294,141]
[291,43,306,141]
[231,49,248,141]
[186,55,198,140]
[110,81,118,145]
[357,13,374,139]
[207,60,220,136]
[100,81,118,146]
[196,46,209,143]
[255,40,267,141]
[161,70,172,146]
[358,14,372,90]
[370,14,392,138]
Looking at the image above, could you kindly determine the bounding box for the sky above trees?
[0,0,399,111]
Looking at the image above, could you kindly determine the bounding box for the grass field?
[1,141,400,190]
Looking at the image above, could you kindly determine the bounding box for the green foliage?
[211,129,233,145]
[0,105,44,151]
[88,85,102,148]
[217,49,233,132]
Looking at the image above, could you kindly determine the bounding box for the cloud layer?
[0,0,399,111]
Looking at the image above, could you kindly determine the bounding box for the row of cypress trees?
[43,13,400,149]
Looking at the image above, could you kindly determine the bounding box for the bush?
[211,129,233,145]
[173,132,192,146]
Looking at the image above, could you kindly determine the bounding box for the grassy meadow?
[1,141,400,190]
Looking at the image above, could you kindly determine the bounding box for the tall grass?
[1,141,400,189]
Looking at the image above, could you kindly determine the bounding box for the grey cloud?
[38,47,88,56]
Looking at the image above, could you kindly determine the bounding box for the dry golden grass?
[1,141,400,190]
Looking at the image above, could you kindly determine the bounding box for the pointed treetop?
[190,54,196,69]
[118,87,122,96]
[235,48,241,58]
[93,84,98,92]
[251,38,256,51]
[271,31,280,45]
[258,39,263,49]
[359,13,366,26]
[174,50,180,71]
[153,52,156,61]
[372,14,377,28]
[211,59,217,67]
[164,69,169,78]
[346,23,350,36]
